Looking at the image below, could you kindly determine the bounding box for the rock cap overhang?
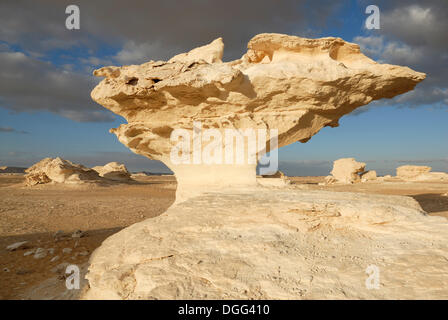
[91,33,425,200]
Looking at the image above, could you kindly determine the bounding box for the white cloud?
[114,41,164,65]
[354,1,448,109]
[353,35,384,58]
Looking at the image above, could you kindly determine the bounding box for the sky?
[0,0,447,175]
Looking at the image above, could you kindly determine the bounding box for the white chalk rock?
[330,158,366,184]
[24,157,101,186]
[91,33,425,200]
[92,162,132,181]
[6,241,29,251]
[83,188,448,300]
[361,170,377,182]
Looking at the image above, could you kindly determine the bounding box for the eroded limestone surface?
[82,35,441,300]
[330,158,366,184]
[24,158,100,186]
[92,162,132,181]
[91,33,425,195]
[396,165,448,181]
[83,188,448,299]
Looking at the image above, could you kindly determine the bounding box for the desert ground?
[1,173,447,299]
[0,174,176,299]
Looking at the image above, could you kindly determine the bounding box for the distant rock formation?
[327,158,366,184]
[130,172,149,178]
[396,165,448,181]
[91,33,425,200]
[24,158,101,186]
[360,170,377,182]
[92,162,132,181]
[396,165,431,180]
[324,159,379,184]
[417,172,448,181]
[261,170,286,179]
[0,166,26,174]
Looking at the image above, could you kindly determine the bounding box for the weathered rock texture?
[361,170,377,182]
[83,188,448,299]
[91,33,425,198]
[329,158,366,184]
[396,165,448,181]
[396,165,432,180]
[92,162,132,181]
[83,35,437,300]
[25,158,100,186]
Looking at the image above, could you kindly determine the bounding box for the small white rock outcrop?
[92,162,132,181]
[329,158,366,184]
[396,165,448,181]
[24,157,100,186]
[361,170,377,182]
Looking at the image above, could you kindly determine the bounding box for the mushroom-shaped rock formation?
[82,35,448,300]
[91,33,425,199]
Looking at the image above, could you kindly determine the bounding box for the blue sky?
[0,0,447,175]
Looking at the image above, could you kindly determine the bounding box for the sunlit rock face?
[24,157,100,186]
[92,162,132,181]
[330,158,366,184]
[83,189,448,300]
[83,35,446,301]
[396,165,448,181]
[91,33,425,198]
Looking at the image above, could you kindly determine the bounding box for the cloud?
[355,1,448,109]
[0,126,29,134]
[0,0,345,122]
[0,48,115,122]
[0,0,342,60]
[353,35,384,57]
[113,41,166,65]
[380,3,448,49]
[1,0,446,124]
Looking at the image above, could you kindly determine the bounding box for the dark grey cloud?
[0,0,344,121]
[0,0,342,60]
[0,126,29,134]
[0,0,446,123]
[356,0,448,109]
[0,46,114,122]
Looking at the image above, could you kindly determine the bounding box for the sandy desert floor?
[0,175,176,299]
[0,174,447,299]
